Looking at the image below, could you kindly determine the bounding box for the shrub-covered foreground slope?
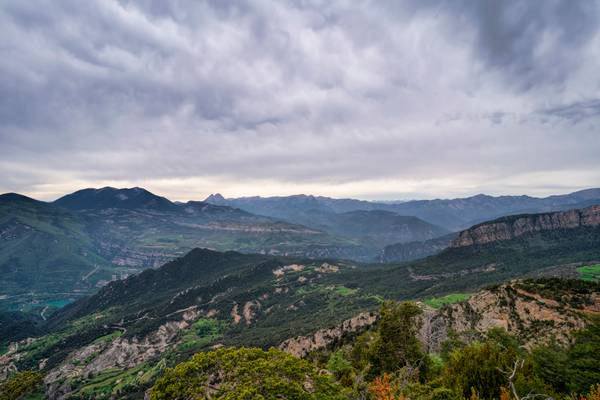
[296,284,600,400]
[1,213,600,399]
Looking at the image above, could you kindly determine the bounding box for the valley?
[4,187,600,313]
[1,202,600,398]
[3,3,599,398]
[1,190,600,399]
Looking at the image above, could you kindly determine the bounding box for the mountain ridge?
[452,205,600,248]
[205,188,600,230]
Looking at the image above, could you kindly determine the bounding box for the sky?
[1,0,599,202]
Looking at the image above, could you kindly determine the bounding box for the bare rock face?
[0,338,35,380]
[452,205,600,247]
[279,312,377,357]
[44,310,200,400]
[280,281,600,357]
[423,283,595,352]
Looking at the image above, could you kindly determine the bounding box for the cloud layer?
[1,0,599,200]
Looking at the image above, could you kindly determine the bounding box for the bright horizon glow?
[7,176,598,204]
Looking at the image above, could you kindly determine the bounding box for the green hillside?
[0,194,113,310]
[0,190,372,311]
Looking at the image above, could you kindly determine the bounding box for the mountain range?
[0,187,447,311]
[205,188,600,231]
[2,204,600,398]
[2,186,600,313]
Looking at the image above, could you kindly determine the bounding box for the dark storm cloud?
[455,0,598,90]
[0,0,599,200]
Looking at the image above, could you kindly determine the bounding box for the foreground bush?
[0,370,43,400]
[149,347,346,399]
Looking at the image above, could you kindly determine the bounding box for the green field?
[577,264,600,282]
[424,293,471,309]
[45,299,74,308]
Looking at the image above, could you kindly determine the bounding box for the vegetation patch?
[0,371,43,400]
[578,264,600,282]
[424,293,471,309]
[333,285,359,297]
[149,347,346,399]
[92,330,122,345]
[177,318,225,353]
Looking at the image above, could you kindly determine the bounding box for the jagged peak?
[205,193,226,202]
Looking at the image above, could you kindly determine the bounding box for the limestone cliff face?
[280,281,600,357]
[452,205,600,247]
[279,312,377,357]
[423,283,598,352]
[44,312,199,400]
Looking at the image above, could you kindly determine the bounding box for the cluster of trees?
[149,347,348,399]
[321,301,600,400]
[5,300,598,399]
[146,300,600,399]
[0,370,43,400]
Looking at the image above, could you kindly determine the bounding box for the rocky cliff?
[279,279,600,357]
[279,312,377,357]
[424,280,600,351]
[452,205,600,247]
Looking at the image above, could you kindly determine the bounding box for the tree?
[581,384,600,400]
[326,350,354,386]
[531,342,569,393]
[149,347,346,400]
[369,301,424,378]
[532,318,600,395]
[441,329,546,400]
[368,373,404,400]
[566,318,600,393]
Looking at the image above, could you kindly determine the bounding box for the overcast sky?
[1,0,599,201]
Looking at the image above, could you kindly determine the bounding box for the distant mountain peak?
[205,193,226,203]
[0,192,39,203]
[53,187,177,212]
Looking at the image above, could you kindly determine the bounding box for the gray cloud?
[0,0,599,201]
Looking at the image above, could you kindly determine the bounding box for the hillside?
[381,233,457,263]
[54,187,178,212]
[0,189,372,311]
[4,187,597,313]
[279,278,600,356]
[2,210,600,398]
[206,194,449,246]
[0,194,112,310]
[281,209,449,246]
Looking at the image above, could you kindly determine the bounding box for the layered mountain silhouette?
[206,188,600,231]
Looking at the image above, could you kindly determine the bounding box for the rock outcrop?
[452,205,600,247]
[281,280,600,357]
[424,282,598,352]
[279,312,377,357]
[43,309,200,399]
